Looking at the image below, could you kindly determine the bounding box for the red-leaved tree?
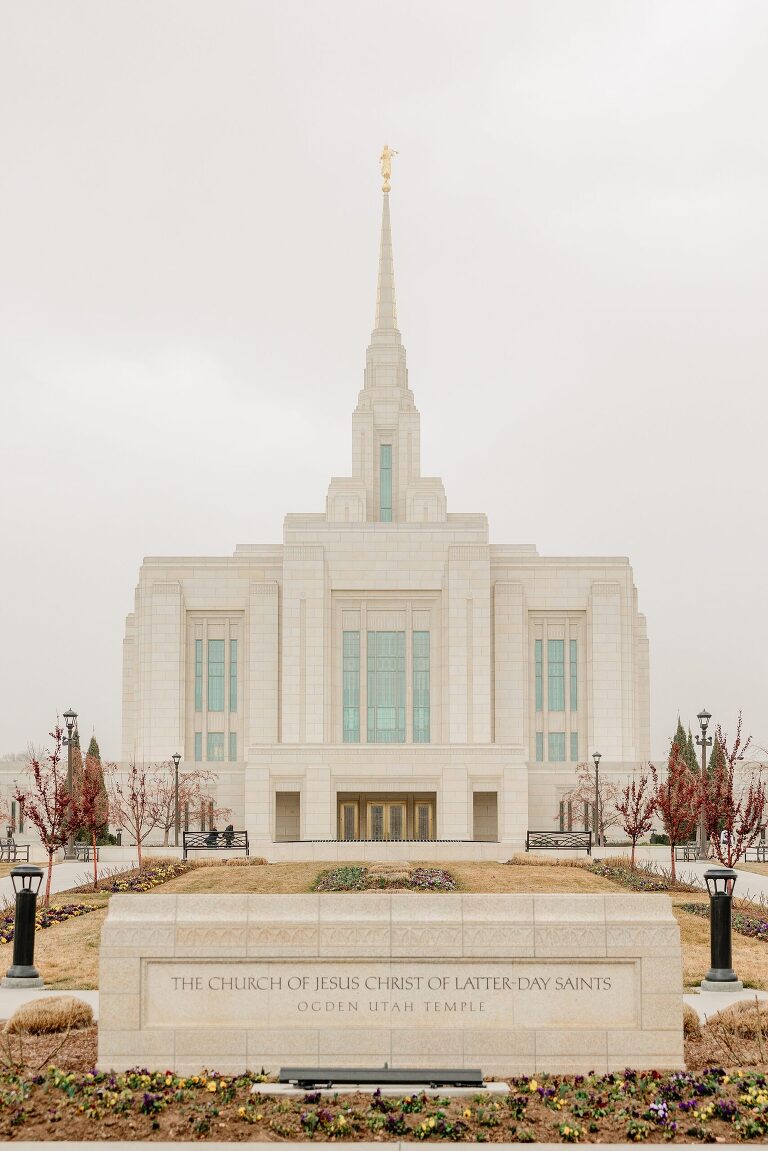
[105,761,161,871]
[13,725,75,906]
[650,744,700,882]
[615,768,656,869]
[703,713,766,866]
[74,751,110,889]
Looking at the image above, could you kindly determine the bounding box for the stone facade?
[98,892,683,1075]
[120,187,650,854]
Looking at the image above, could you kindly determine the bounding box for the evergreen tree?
[86,733,109,838]
[685,727,699,772]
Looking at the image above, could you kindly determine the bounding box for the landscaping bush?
[4,996,93,1036]
[314,866,456,892]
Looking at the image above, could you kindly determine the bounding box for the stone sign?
[98,893,684,1075]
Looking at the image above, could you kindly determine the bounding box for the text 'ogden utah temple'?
[121,161,650,857]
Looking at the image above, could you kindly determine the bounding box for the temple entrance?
[337,793,435,841]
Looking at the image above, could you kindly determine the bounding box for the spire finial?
[379,143,398,192]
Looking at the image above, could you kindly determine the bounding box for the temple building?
[121,174,650,857]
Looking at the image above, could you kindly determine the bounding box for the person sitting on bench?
[204,827,219,847]
[223,824,235,847]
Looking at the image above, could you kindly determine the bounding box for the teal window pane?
[208,639,225,711]
[194,732,202,763]
[229,731,237,762]
[570,731,579,762]
[194,639,203,711]
[413,630,430,744]
[367,631,405,743]
[535,732,544,762]
[548,732,566,762]
[342,630,360,743]
[207,732,224,761]
[535,639,542,712]
[547,639,565,711]
[380,444,392,522]
[230,638,237,713]
[570,638,577,711]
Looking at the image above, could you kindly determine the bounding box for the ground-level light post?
[696,708,713,861]
[1,865,44,988]
[62,707,78,860]
[592,751,602,849]
[701,867,743,992]
[172,752,181,848]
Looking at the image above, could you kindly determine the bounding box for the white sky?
[1,0,766,760]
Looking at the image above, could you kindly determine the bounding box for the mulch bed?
[0,1026,767,1142]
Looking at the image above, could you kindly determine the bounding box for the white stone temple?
[120,178,650,858]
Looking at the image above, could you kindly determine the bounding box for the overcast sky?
[1,0,766,761]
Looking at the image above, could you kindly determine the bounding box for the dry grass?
[687,997,768,1069]
[735,860,768,877]
[4,995,93,1035]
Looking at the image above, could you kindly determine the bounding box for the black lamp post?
[592,751,602,849]
[701,868,743,991]
[696,709,713,861]
[172,753,182,848]
[62,708,78,860]
[1,865,44,988]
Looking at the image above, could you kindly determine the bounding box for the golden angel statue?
[380,144,398,191]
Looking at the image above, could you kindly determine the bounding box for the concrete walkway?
[0,860,100,906]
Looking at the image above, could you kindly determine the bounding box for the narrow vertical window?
[570,731,579,762]
[570,638,578,710]
[548,731,566,761]
[413,631,430,743]
[229,638,237,713]
[194,639,203,711]
[207,639,225,711]
[535,639,542,711]
[342,631,360,743]
[206,732,224,761]
[535,732,544,762]
[547,639,565,711]
[194,732,202,763]
[18,799,24,833]
[229,731,237,762]
[367,631,405,742]
[379,444,392,522]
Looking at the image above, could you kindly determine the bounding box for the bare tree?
[147,762,230,845]
[561,761,621,845]
[105,761,162,871]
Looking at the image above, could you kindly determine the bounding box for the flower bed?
[680,901,768,943]
[0,903,97,946]
[71,858,197,895]
[587,858,699,893]
[1,1065,767,1142]
[314,866,457,892]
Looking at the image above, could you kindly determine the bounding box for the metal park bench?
[74,842,99,863]
[674,842,699,862]
[743,843,768,863]
[0,839,30,863]
[182,830,249,860]
[525,830,592,855]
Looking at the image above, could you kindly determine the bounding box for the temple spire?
[374,190,398,333]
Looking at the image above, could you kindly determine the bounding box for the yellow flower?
[428,1117,436,1128]
[256,1114,263,1121]
[238,1107,246,1117]
[529,1079,538,1092]
[207,1080,217,1092]
[165,1075,172,1085]
[463,1108,472,1118]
